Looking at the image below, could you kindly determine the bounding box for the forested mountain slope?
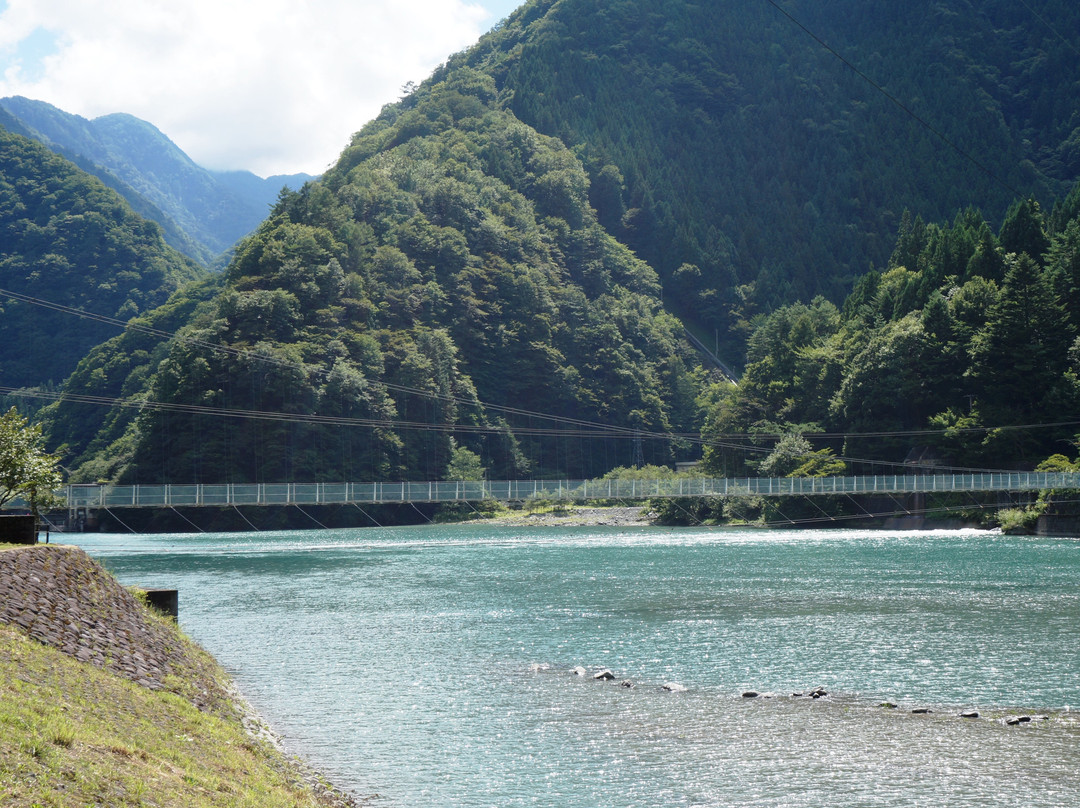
[34,0,1080,485]
[0,97,313,264]
[456,0,1080,357]
[697,182,1080,476]
[43,69,700,484]
[0,124,204,389]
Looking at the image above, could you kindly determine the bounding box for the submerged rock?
[742,690,760,699]
[880,702,898,709]
[911,708,933,714]
[620,680,634,689]
[661,682,687,692]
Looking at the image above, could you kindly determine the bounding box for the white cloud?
[0,0,510,176]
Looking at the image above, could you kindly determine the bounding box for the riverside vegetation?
[0,544,360,807]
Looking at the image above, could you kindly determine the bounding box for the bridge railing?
[47,472,1080,510]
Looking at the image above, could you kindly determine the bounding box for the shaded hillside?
[0,97,313,263]
[454,0,1080,358]
[43,68,700,484]
[0,125,204,388]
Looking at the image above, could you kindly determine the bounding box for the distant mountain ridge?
[0,96,314,264]
[0,123,204,389]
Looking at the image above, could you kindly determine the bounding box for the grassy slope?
[0,547,357,807]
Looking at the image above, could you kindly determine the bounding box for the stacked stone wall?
[0,545,226,712]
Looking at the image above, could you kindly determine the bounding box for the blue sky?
[0,0,527,176]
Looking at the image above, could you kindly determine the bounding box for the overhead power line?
[1015,0,1080,59]
[6,277,1078,466]
[0,385,654,440]
[3,381,1073,476]
[0,286,671,442]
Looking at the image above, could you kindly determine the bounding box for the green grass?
[0,621,353,807]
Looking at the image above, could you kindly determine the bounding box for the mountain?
[37,0,1080,485]
[42,67,701,485]
[0,97,314,264]
[0,124,205,389]
[455,0,1080,358]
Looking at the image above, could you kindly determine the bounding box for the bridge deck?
[56,472,1079,509]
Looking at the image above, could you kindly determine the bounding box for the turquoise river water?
[70,525,1080,807]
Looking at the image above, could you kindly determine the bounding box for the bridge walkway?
[58,472,1077,510]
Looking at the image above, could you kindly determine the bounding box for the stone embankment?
[1,543,363,807]
[0,544,228,713]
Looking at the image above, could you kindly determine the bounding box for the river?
[70,524,1080,807]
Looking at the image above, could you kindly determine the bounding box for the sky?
[0,0,523,177]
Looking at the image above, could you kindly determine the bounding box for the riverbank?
[478,504,656,527]
[0,543,363,807]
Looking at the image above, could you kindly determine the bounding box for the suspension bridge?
[58,471,1076,511]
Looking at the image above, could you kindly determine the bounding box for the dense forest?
[458,0,1080,358]
[5,0,1080,493]
[0,121,203,390]
[697,184,1080,477]
[41,68,701,484]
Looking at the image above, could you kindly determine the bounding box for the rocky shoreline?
[479,504,656,527]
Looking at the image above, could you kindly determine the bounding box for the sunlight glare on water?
[72,525,1080,807]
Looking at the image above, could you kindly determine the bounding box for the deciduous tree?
[0,408,63,516]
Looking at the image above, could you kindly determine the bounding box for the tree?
[757,433,844,478]
[969,253,1071,419]
[999,197,1050,262]
[445,439,487,480]
[0,408,63,516]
